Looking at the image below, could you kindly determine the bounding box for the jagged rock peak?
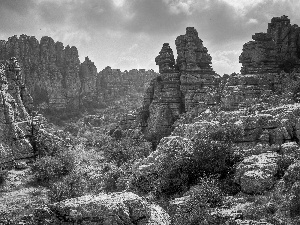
[240,15,300,74]
[155,43,176,73]
[175,27,214,73]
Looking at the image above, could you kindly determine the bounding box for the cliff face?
[138,27,220,143]
[97,67,158,105]
[0,35,81,110]
[0,58,34,166]
[240,15,300,74]
[79,56,98,108]
[133,17,300,143]
[0,35,158,113]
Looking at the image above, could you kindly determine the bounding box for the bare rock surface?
[235,152,280,194]
[139,27,219,143]
[240,15,300,74]
[34,192,170,225]
[0,58,34,166]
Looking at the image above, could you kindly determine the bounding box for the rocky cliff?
[97,66,158,106]
[240,15,300,74]
[0,35,81,111]
[0,35,157,114]
[136,27,220,143]
[124,16,300,144]
[0,57,34,166]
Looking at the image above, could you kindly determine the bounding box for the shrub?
[130,135,237,197]
[190,139,235,178]
[186,176,224,207]
[48,173,86,202]
[102,137,152,167]
[31,150,75,182]
[0,169,8,185]
[169,176,224,225]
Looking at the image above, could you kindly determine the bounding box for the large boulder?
[235,152,280,194]
[34,192,170,225]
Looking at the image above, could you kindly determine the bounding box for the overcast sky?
[0,0,299,75]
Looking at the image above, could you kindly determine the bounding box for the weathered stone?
[0,59,34,166]
[138,27,219,143]
[34,192,171,225]
[79,56,98,107]
[240,15,300,74]
[155,43,176,73]
[97,67,158,105]
[235,152,280,194]
[0,35,81,110]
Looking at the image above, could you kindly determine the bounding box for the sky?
[0,0,300,75]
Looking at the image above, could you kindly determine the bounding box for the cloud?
[0,0,37,35]
[38,1,68,25]
[1,0,300,75]
[212,50,242,75]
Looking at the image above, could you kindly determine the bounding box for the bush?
[190,139,235,178]
[0,169,8,185]
[130,135,237,197]
[31,150,75,182]
[186,176,224,207]
[101,137,152,167]
[48,173,86,202]
[169,176,224,225]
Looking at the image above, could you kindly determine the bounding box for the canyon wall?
[0,58,34,166]
[0,35,158,113]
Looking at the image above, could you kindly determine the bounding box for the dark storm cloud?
[123,0,188,34]
[188,0,259,45]
[57,0,188,35]
[189,0,299,46]
[69,0,122,31]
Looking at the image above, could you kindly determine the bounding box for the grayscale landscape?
[1,0,300,224]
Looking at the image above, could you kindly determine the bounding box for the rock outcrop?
[79,56,98,108]
[139,27,220,143]
[240,15,300,74]
[0,58,34,166]
[0,35,158,113]
[34,192,170,225]
[0,35,81,110]
[234,152,280,194]
[97,66,158,105]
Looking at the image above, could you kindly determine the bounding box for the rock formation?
[79,56,98,108]
[34,192,171,224]
[240,15,300,74]
[97,66,158,105]
[0,35,157,113]
[0,58,69,168]
[0,35,81,110]
[0,58,33,166]
[138,27,220,143]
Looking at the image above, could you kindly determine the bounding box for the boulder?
[34,192,170,225]
[235,152,280,194]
